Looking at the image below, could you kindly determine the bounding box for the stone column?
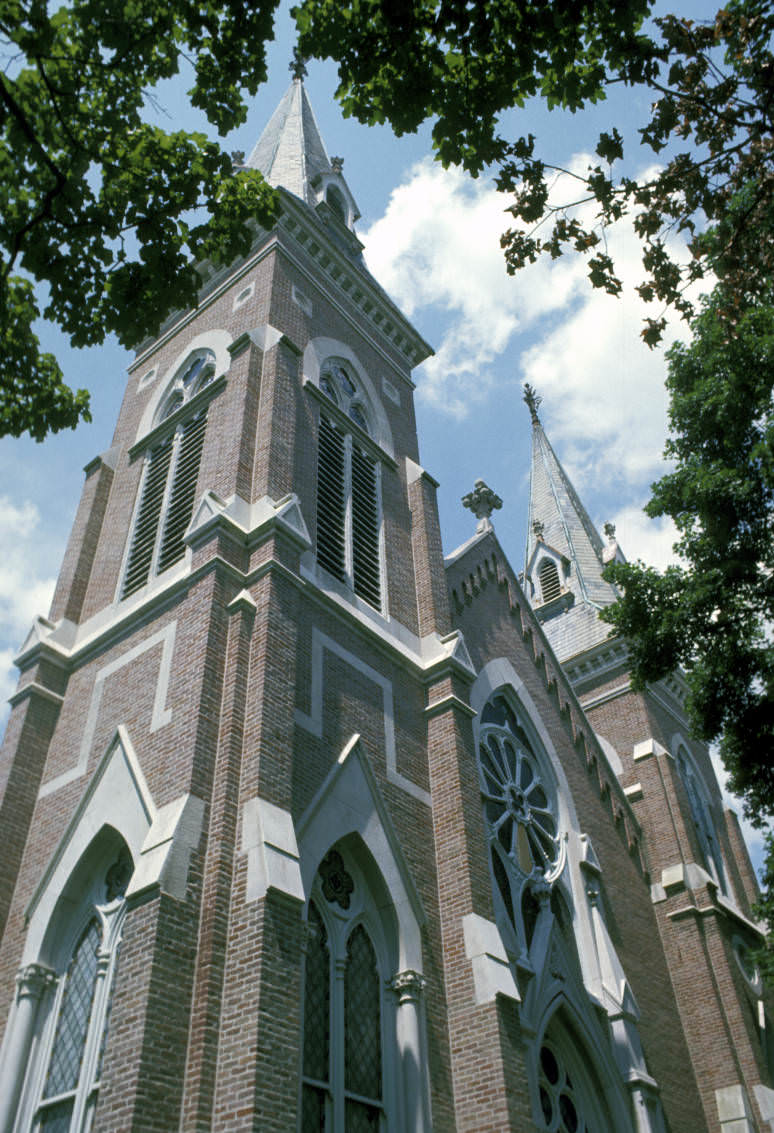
[390,969,428,1133]
[0,963,56,1133]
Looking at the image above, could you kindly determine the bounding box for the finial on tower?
[462,479,503,533]
[331,156,344,174]
[290,49,308,81]
[523,383,542,424]
[532,519,545,541]
[603,522,616,542]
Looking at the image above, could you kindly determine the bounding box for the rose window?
[479,696,560,879]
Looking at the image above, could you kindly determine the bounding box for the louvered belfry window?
[538,558,562,604]
[315,358,382,611]
[122,353,213,599]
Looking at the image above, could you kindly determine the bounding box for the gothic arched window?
[25,848,133,1133]
[478,693,563,959]
[121,351,215,598]
[677,748,727,893]
[537,1033,612,1132]
[301,850,385,1132]
[316,359,382,610]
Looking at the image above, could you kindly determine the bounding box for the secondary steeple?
[245,64,360,228]
[523,385,624,662]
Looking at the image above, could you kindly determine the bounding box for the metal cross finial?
[290,50,307,81]
[462,479,503,533]
[523,383,542,424]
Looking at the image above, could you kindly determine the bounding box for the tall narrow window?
[315,358,382,610]
[30,848,133,1133]
[122,352,214,598]
[301,851,385,1132]
[677,749,727,893]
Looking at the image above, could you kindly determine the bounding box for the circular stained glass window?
[479,696,560,880]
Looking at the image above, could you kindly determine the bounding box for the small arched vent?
[538,558,562,604]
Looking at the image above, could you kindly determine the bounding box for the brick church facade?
[0,77,771,1132]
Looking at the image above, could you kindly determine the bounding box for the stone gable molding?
[297,733,426,972]
[185,490,312,554]
[295,628,432,806]
[37,622,176,799]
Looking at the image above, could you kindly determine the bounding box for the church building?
[0,75,771,1133]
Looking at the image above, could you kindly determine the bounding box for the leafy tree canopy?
[600,283,774,964]
[1,0,279,440]
[295,0,773,345]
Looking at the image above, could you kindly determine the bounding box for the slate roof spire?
[523,387,623,661]
[245,70,360,219]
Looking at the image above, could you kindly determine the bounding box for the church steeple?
[245,70,360,225]
[523,385,623,661]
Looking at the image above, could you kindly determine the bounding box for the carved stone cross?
[462,479,502,533]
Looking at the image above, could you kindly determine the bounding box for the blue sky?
[1,3,763,875]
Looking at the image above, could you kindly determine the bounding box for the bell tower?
[522,388,773,1133]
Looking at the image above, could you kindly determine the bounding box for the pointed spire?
[524,388,622,661]
[245,74,359,216]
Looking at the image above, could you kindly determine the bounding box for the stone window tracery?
[22,849,133,1133]
[301,852,386,1133]
[538,1042,595,1133]
[477,693,563,960]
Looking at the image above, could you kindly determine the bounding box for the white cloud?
[0,496,57,726]
[362,160,585,416]
[362,155,694,487]
[609,503,679,572]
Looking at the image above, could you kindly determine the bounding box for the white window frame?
[118,350,221,601]
[12,859,130,1133]
[677,746,728,894]
[316,403,386,614]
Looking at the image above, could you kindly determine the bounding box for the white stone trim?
[136,365,158,391]
[295,628,431,806]
[462,913,519,1004]
[240,798,304,903]
[633,738,669,762]
[135,329,233,441]
[127,792,205,902]
[25,726,155,956]
[754,1084,774,1130]
[38,621,176,798]
[232,281,255,311]
[297,733,426,972]
[716,1083,755,1132]
[381,377,400,406]
[291,283,313,315]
